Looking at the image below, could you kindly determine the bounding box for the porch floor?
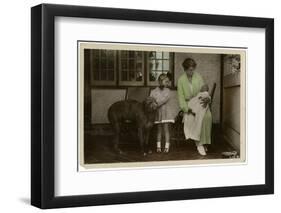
[84,126,238,164]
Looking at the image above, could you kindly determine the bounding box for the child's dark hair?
[166,71,173,82]
[158,73,167,82]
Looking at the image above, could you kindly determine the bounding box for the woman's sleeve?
[177,80,188,112]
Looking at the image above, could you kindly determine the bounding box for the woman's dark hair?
[182,58,197,70]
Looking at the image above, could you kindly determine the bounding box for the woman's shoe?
[197,145,206,156]
[204,145,208,152]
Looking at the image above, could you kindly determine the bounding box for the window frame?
[118,50,145,86]
[90,50,174,87]
[146,52,174,87]
[90,49,117,86]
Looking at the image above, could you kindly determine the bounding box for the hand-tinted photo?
[78,42,246,170]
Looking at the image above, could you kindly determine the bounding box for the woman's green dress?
[177,72,212,145]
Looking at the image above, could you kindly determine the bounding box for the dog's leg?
[138,127,145,156]
[143,128,151,156]
[112,122,123,155]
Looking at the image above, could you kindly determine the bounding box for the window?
[89,49,117,86]
[87,49,174,87]
[225,54,241,74]
[119,51,144,86]
[147,51,173,86]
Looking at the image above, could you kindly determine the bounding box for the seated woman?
[184,84,211,144]
[177,58,212,156]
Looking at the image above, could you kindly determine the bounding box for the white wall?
[91,89,126,123]
[1,0,280,213]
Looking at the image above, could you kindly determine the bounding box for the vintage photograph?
[78,42,246,169]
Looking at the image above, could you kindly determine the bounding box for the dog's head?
[143,97,158,113]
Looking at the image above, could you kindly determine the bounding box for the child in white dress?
[183,84,211,145]
[150,74,174,153]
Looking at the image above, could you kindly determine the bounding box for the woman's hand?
[187,109,196,116]
[200,97,211,108]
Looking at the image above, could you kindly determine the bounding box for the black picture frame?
[31,3,274,209]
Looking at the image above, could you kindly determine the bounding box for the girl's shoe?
[164,142,170,153]
[197,145,206,156]
[156,142,162,153]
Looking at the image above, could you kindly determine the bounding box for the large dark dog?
[108,97,158,156]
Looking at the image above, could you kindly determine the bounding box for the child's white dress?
[183,91,211,141]
[150,87,174,124]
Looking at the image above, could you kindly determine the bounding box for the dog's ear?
[143,97,157,112]
[144,96,153,104]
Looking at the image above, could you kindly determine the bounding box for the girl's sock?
[156,142,161,153]
[164,142,170,153]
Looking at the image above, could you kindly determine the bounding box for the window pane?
[93,70,99,80]
[107,50,114,58]
[129,59,135,69]
[92,59,99,80]
[149,70,158,81]
[93,49,100,58]
[129,51,135,58]
[121,51,128,58]
[100,50,106,58]
[101,59,107,69]
[121,59,128,69]
[121,71,127,81]
[108,69,114,81]
[93,59,99,70]
[136,62,142,69]
[136,63,143,81]
[136,51,142,59]
[156,72,161,81]
[163,52,169,59]
[148,51,155,59]
[163,60,170,70]
[100,70,106,80]
[136,71,143,81]
[155,60,163,70]
[155,51,162,59]
[129,71,135,80]
[148,60,155,70]
[108,58,114,69]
